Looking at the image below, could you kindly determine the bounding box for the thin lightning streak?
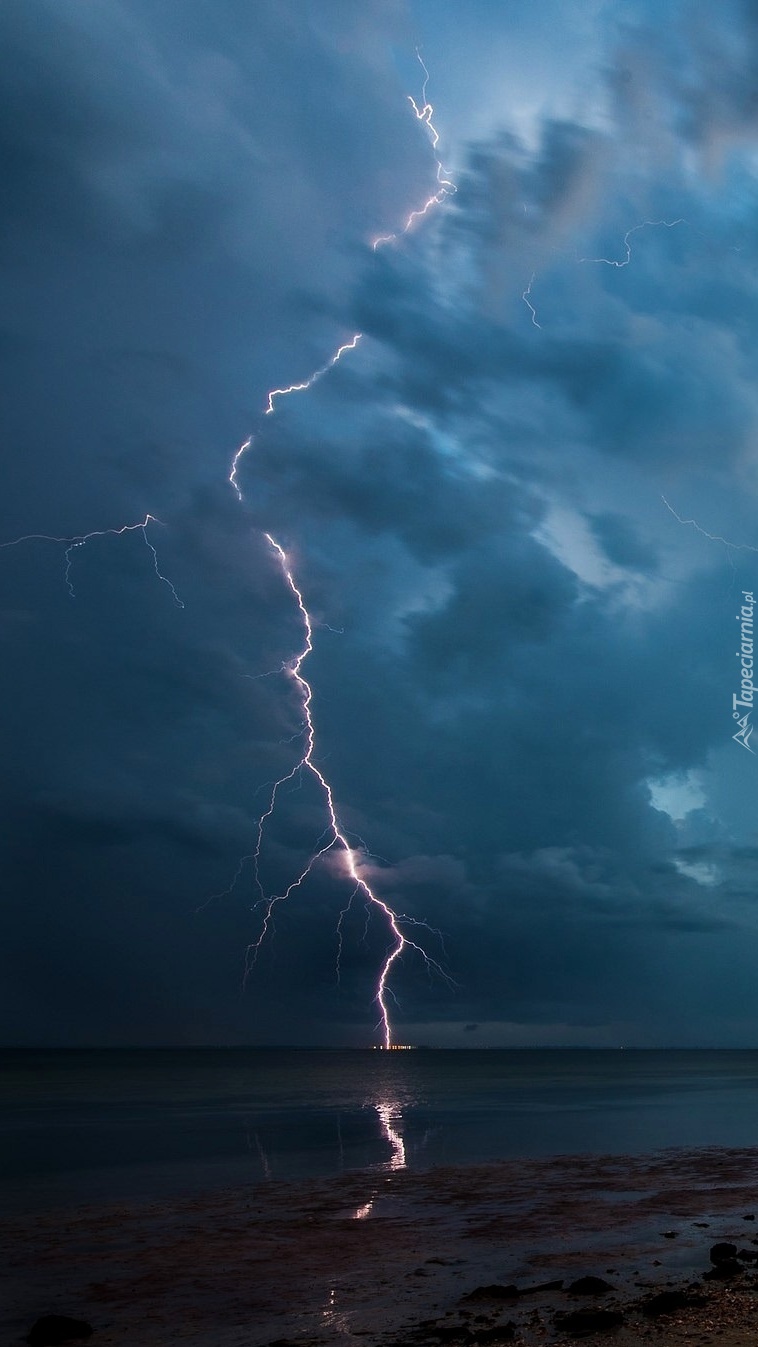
[0,515,184,606]
[242,662,288,682]
[660,493,750,600]
[522,272,541,328]
[242,534,453,1047]
[662,495,753,600]
[264,334,363,419]
[578,218,686,268]
[372,49,456,250]
[661,495,758,555]
[229,55,456,500]
[523,219,687,330]
[141,526,185,608]
[229,436,253,503]
[229,336,363,499]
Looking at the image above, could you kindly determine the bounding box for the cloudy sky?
[3,0,758,1048]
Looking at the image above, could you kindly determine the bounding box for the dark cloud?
[2,0,758,1047]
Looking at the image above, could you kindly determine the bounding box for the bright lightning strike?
[371,49,456,249]
[0,514,184,607]
[521,220,687,331]
[230,52,457,501]
[243,534,451,1047]
[522,272,541,328]
[227,56,458,1044]
[264,334,363,419]
[661,495,758,555]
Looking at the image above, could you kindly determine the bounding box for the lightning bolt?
[578,218,686,268]
[521,272,542,328]
[226,55,459,1046]
[372,50,456,249]
[660,493,758,604]
[264,334,364,419]
[0,514,184,607]
[661,495,758,559]
[353,1099,406,1217]
[2,45,455,1048]
[230,51,456,500]
[229,334,364,499]
[522,218,688,329]
[522,218,689,331]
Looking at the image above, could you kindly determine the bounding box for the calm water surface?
[2,1048,758,1210]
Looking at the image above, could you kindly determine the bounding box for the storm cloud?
[2,0,758,1047]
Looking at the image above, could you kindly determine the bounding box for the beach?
[5,1146,758,1347]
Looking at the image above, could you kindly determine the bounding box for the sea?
[2,1048,758,1212]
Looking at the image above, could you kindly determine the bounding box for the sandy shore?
[5,1147,758,1346]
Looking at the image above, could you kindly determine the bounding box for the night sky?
[3,0,758,1048]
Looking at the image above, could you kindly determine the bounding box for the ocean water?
[2,1048,758,1211]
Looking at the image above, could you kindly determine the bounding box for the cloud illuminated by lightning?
[0,514,184,607]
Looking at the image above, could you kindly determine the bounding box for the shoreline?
[5,1145,758,1346]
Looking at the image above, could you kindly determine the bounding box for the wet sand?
[4,1146,758,1346]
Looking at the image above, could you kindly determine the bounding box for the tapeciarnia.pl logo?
[733,589,756,753]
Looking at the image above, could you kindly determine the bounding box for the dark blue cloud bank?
[2,0,758,1046]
